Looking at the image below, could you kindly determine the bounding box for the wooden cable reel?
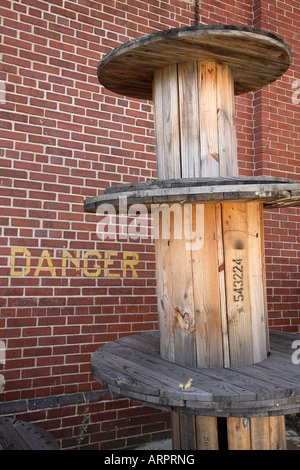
[85,25,300,450]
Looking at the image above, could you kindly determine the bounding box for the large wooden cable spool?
[85,25,300,450]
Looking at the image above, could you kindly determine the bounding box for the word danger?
[10,248,139,278]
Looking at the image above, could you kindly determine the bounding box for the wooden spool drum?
[154,200,288,449]
[155,201,269,369]
[153,61,237,179]
[90,26,296,450]
[151,42,280,448]
[152,58,279,449]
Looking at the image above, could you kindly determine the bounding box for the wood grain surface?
[97,25,291,100]
[153,60,238,179]
[91,329,300,417]
[84,177,300,212]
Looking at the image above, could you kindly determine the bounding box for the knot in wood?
[175,307,195,333]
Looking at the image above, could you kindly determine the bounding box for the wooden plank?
[92,343,168,394]
[269,415,287,450]
[154,211,175,362]
[222,202,254,366]
[220,201,269,365]
[163,64,181,179]
[153,64,181,180]
[235,360,300,392]
[104,342,252,404]
[192,203,224,367]
[107,383,185,410]
[179,414,197,450]
[153,68,166,180]
[196,416,219,449]
[216,63,238,177]
[250,417,271,449]
[269,329,300,349]
[246,202,269,363]
[227,417,251,449]
[167,204,197,366]
[120,331,161,354]
[184,400,300,417]
[199,61,219,177]
[177,61,201,178]
[91,356,160,397]
[215,202,230,367]
[260,202,270,355]
[171,412,181,449]
[199,362,291,399]
[245,362,300,396]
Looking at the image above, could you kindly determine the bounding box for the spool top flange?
[97,25,291,100]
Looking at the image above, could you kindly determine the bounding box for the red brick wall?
[252,0,300,329]
[0,0,299,450]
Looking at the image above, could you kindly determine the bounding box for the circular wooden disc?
[84,177,300,213]
[98,25,291,100]
[91,330,300,417]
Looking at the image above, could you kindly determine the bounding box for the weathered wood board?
[84,177,300,213]
[222,201,269,365]
[153,65,181,180]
